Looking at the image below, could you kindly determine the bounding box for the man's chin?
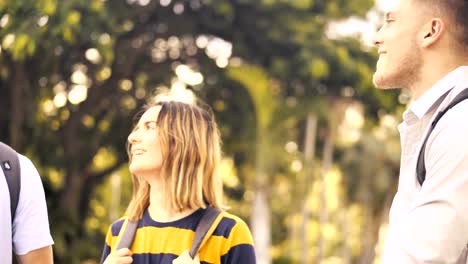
[373,74,396,90]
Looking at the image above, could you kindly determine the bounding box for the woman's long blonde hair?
[125,100,224,220]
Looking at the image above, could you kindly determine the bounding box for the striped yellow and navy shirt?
[100,208,256,264]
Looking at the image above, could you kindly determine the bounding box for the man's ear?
[421,18,445,48]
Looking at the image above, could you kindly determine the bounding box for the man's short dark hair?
[417,0,468,48]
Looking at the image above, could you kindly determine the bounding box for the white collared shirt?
[382,66,468,263]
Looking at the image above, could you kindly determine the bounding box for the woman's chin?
[129,166,160,179]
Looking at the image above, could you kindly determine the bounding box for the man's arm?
[17,245,53,264]
[13,156,54,260]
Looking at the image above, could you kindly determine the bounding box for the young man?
[0,142,54,263]
[373,0,468,263]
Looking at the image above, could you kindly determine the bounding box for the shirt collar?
[409,66,468,119]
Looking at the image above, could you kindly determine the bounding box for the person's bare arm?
[17,245,53,264]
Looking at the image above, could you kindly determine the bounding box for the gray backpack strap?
[0,142,21,223]
[114,208,222,257]
[417,88,468,185]
[115,219,139,250]
[189,207,222,258]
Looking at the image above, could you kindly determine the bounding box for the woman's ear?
[421,18,445,48]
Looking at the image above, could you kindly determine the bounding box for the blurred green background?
[0,0,408,263]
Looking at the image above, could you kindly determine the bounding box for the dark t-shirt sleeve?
[100,218,125,264]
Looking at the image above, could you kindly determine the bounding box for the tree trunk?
[252,185,271,264]
[341,209,352,264]
[287,208,298,262]
[110,173,122,221]
[316,99,346,263]
[9,61,28,151]
[252,132,271,264]
[300,112,318,264]
[316,124,334,263]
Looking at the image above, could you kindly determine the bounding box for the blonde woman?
[100,100,256,264]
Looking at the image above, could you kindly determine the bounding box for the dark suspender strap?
[0,142,21,222]
[189,207,222,258]
[115,219,139,250]
[417,88,468,185]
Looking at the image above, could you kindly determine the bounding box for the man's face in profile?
[373,0,424,90]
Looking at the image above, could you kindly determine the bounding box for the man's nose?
[373,27,384,47]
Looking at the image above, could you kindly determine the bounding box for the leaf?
[63,27,75,43]
[66,11,81,26]
[309,58,330,79]
[12,33,30,60]
[37,0,57,16]
[227,64,278,130]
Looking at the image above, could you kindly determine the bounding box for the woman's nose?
[127,130,140,144]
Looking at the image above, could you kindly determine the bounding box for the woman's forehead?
[139,106,162,122]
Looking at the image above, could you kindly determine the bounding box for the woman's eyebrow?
[143,120,157,124]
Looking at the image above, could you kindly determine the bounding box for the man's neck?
[410,49,468,99]
[410,62,461,99]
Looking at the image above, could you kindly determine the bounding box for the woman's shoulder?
[107,215,130,236]
[219,211,247,225]
[215,210,252,239]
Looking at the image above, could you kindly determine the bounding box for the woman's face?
[128,106,163,178]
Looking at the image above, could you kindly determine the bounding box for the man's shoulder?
[17,154,37,174]
[16,154,47,200]
[427,93,468,157]
[434,96,468,130]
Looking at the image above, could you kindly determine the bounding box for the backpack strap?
[113,207,223,257]
[417,88,468,185]
[189,207,223,258]
[115,218,139,250]
[0,142,21,223]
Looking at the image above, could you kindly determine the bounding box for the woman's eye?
[146,122,157,129]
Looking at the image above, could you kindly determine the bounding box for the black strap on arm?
[0,142,21,223]
[417,88,468,185]
[189,207,222,258]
